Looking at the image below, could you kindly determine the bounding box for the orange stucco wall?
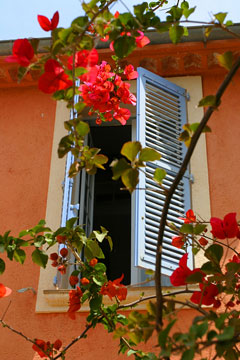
[0,39,240,360]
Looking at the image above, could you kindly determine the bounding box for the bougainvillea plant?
[2,2,240,360]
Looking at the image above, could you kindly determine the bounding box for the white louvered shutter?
[135,67,193,276]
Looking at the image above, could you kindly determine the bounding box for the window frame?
[36,75,211,313]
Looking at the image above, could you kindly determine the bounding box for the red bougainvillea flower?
[199,237,208,246]
[172,236,185,249]
[210,212,239,239]
[179,209,196,223]
[60,247,68,258]
[170,253,204,287]
[113,107,131,125]
[100,274,127,301]
[32,339,50,358]
[124,64,138,80]
[80,277,90,285]
[89,258,98,266]
[56,235,67,243]
[67,49,98,69]
[5,39,34,67]
[37,11,59,32]
[53,339,62,350]
[135,31,150,48]
[38,59,73,94]
[0,283,12,298]
[58,265,66,275]
[190,282,219,306]
[69,275,79,287]
[50,252,58,261]
[68,286,83,320]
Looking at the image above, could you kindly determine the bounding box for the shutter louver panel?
[135,67,192,276]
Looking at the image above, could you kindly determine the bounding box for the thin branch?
[118,289,195,309]
[155,55,240,330]
[53,323,93,360]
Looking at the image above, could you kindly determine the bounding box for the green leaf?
[169,25,184,44]
[207,330,217,341]
[181,348,194,360]
[205,27,213,38]
[205,244,223,264]
[183,7,195,19]
[113,36,136,58]
[214,12,227,24]
[158,319,176,348]
[93,228,108,243]
[217,326,234,341]
[193,223,206,235]
[0,258,5,274]
[121,141,141,161]
[94,154,108,169]
[111,158,131,180]
[76,121,90,137]
[201,261,220,275]
[198,95,218,108]
[32,249,48,268]
[85,240,105,260]
[186,271,204,284]
[139,148,161,162]
[215,51,233,71]
[180,223,193,234]
[58,135,74,158]
[66,217,78,229]
[71,16,89,27]
[190,321,208,338]
[121,168,139,193]
[215,313,229,330]
[13,249,26,264]
[74,102,86,113]
[94,262,106,273]
[153,168,166,185]
[89,295,102,311]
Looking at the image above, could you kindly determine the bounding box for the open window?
[60,67,192,286]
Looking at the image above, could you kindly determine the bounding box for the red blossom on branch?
[179,209,196,223]
[100,274,127,301]
[67,49,98,69]
[37,11,59,31]
[5,39,34,67]
[170,253,204,286]
[38,59,73,94]
[89,258,98,266]
[32,339,50,358]
[172,236,185,249]
[0,283,12,298]
[124,64,138,80]
[190,282,219,306]
[69,275,79,287]
[135,31,150,48]
[67,286,83,320]
[79,61,136,124]
[210,212,239,239]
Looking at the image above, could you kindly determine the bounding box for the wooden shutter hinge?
[186,92,190,101]
[190,174,194,184]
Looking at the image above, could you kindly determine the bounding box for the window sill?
[37,286,198,313]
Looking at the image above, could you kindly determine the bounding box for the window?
[36,70,210,312]
[60,68,192,286]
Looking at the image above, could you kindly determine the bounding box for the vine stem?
[155,55,240,331]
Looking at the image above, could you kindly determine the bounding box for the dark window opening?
[91,125,131,285]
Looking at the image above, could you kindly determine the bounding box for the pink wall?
[0,41,240,359]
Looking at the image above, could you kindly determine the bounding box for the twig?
[53,323,93,360]
[1,300,12,321]
[155,55,240,330]
[118,289,195,309]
